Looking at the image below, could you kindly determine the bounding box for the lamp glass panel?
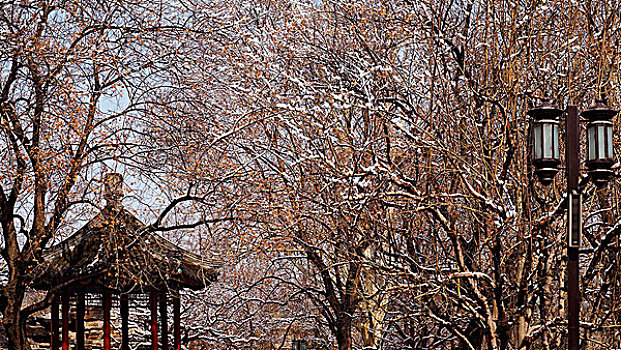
[553,124,559,159]
[607,124,613,159]
[598,124,606,159]
[588,125,596,161]
[533,123,542,160]
[543,123,554,158]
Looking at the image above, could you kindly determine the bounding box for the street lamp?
[529,98,618,350]
[528,100,563,185]
[292,339,307,350]
[583,100,617,187]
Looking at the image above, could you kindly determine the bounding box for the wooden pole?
[76,293,85,350]
[51,296,59,350]
[173,295,181,350]
[103,290,112,350]
[150,288,159,350]
[61,288,70,350]
[160,292,168,350]
[121,295,129,350]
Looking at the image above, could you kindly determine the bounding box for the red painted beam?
[76,293,85,350]
[174,296,181,350]
[121,295,129,350]
[160,292,168,350]
[61,288,69,350]
[150,288,159,350]
[51,296,59,350]
[103,290,112,350]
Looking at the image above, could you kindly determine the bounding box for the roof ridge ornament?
[104,173,124,207]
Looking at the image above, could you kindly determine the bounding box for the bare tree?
[0,1,232,348]
[179,0,621,349]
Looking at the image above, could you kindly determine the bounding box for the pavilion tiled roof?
[31,192,221,293]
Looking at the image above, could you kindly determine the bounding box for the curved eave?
[31,204,224,293]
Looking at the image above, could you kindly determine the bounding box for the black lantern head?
[582,99,617,187]
[528,100,563,185]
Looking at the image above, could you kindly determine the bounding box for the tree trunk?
[335,316,353,350]
[2,281,30,350]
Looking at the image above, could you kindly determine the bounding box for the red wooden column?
[173,295,181,350]
[121,295,129,350]
[103,290,112,350]
[51,296,59,350]
[61,288,70,350]
[150,288,159,350]
[160,292,168,350]
[76,293,85,350]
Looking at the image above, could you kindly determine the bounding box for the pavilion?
[31,174,221,350]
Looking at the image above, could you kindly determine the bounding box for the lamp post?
[528,99,618,350]
[292,339,307,350]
